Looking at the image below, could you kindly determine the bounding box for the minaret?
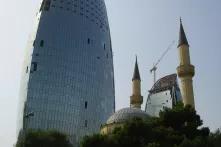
[130,57,143,109]
[177,19,195,108]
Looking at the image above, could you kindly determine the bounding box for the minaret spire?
[176,19,195,108]
[132,56,141,81]
[178,18,189,47]
[130,56,143,109]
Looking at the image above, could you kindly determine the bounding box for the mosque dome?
[106,107,150,124]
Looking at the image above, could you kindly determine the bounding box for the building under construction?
[145,74,182,117]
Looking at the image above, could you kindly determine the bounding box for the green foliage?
[16,129,73,147]
[158,103,207,139]
[81,104,219,147]
[177,137,212,147]
[80,134,115,147]
[146,142,160,147]
[209,129,221,147]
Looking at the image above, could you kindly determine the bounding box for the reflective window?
[85,120,88,127]
[26,66,29,73]
[40,0,51,11]
[85,101,88,109]
[30,62,37,73]
[40,40,44,47]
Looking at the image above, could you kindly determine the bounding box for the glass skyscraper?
[17,0,115,145]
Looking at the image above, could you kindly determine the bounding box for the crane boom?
[150,40,175,84]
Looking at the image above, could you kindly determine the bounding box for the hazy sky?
[0,0,221,147]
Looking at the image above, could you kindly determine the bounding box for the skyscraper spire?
[178,18,189,47]
[132,56,141,81]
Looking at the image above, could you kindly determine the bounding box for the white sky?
[0,0,221,147]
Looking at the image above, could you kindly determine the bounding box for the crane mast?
[150,41,175,84]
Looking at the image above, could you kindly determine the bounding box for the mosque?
[100,19,195,135]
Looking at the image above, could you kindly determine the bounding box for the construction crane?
[150,40,175,84]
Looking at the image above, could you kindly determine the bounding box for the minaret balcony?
[130,95,143,104]
[177,64,195,77]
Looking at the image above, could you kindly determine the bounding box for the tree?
[158,103,209,139]
[209,129,221,147]
[81,103,212,147]
[16,130,73,147]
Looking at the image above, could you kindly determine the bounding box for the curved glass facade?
[18,0,115,145]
